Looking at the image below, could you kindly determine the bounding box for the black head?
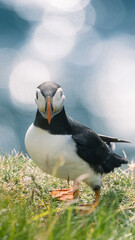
[38,82,61,98]
[35,81,65,124]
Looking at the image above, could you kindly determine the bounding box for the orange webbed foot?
[49,188,80,201]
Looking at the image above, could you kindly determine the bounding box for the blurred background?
[0,0,135,159]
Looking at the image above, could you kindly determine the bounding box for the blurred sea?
[0,0,135,160]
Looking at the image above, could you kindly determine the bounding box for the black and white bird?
[25,82,129,204]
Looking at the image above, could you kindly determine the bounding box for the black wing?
[68,117,128,174]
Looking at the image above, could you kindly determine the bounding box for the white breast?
[25,124,101,188]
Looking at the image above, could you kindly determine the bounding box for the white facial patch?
[35,88,46,112]
[52,87,65,113]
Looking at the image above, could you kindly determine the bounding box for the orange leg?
[73,180,80,199]
[92,189,100,208]
[78,189,100,214]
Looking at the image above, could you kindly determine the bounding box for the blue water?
[0,0,134,160]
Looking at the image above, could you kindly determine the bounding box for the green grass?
[0,152,135,240]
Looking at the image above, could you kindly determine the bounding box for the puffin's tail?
[102,152,128,173]
[98,134,130,144]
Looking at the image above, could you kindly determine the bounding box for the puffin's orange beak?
[46,97,53,124]
[47,99,51,124]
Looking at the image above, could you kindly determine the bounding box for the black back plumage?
[34,107,128,174]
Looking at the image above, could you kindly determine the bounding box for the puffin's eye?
[36,91,38,100]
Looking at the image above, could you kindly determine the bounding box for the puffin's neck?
[34,108,71,134]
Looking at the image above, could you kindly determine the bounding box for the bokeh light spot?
[9,59,51,106]
[30,24,76,61]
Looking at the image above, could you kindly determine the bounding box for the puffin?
[25,81,129,205]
